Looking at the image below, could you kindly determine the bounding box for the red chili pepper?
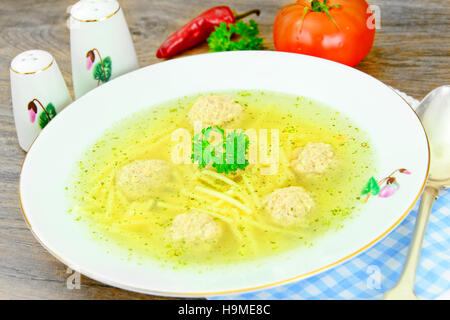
[156,6,260,59]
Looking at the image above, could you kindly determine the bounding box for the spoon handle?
[384,185,439,299]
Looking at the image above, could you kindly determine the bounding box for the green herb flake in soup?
[67,90,375,267]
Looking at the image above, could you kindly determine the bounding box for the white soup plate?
[20,51,429,297]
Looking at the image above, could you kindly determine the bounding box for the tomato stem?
[309,0,341,30]
[299,7,310,32]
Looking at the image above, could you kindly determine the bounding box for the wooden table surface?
[0,0,449,300]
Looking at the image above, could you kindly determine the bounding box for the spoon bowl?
[385,85,450,300]
[416,85,450,185]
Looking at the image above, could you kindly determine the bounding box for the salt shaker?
[69,0,139,99]
[10,50,72,152]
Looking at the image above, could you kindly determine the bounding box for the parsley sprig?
[191,126,250,174]
[207,20,263,52]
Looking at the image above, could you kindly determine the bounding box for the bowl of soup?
[20,51,429,296]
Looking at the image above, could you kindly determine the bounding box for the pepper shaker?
[10,50,72,151]
[69,0,139,99]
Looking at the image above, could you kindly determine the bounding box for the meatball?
[291,142,335,174]
[188,94,242,127]
[263,187,314,225]
[116,159,171,200]
[169,212,221,242]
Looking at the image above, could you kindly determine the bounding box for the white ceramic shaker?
[69,0,139,99]
[10,50,72,151]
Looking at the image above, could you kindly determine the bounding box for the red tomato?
[273,0,376,66]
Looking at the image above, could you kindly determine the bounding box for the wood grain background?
[0,0,449,299]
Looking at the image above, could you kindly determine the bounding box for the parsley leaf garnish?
[207,20,263,52]
[191,126,250,174]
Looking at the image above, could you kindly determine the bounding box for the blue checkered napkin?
[209,90,449,300]
[209,189,450,300]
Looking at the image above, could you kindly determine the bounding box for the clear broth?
[67,90,375,267]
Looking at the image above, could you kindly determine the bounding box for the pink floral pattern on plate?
[362,168,412,202]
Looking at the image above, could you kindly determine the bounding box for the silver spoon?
[384,85,450,300]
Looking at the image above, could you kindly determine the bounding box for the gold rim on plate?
[18,85,430,297]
